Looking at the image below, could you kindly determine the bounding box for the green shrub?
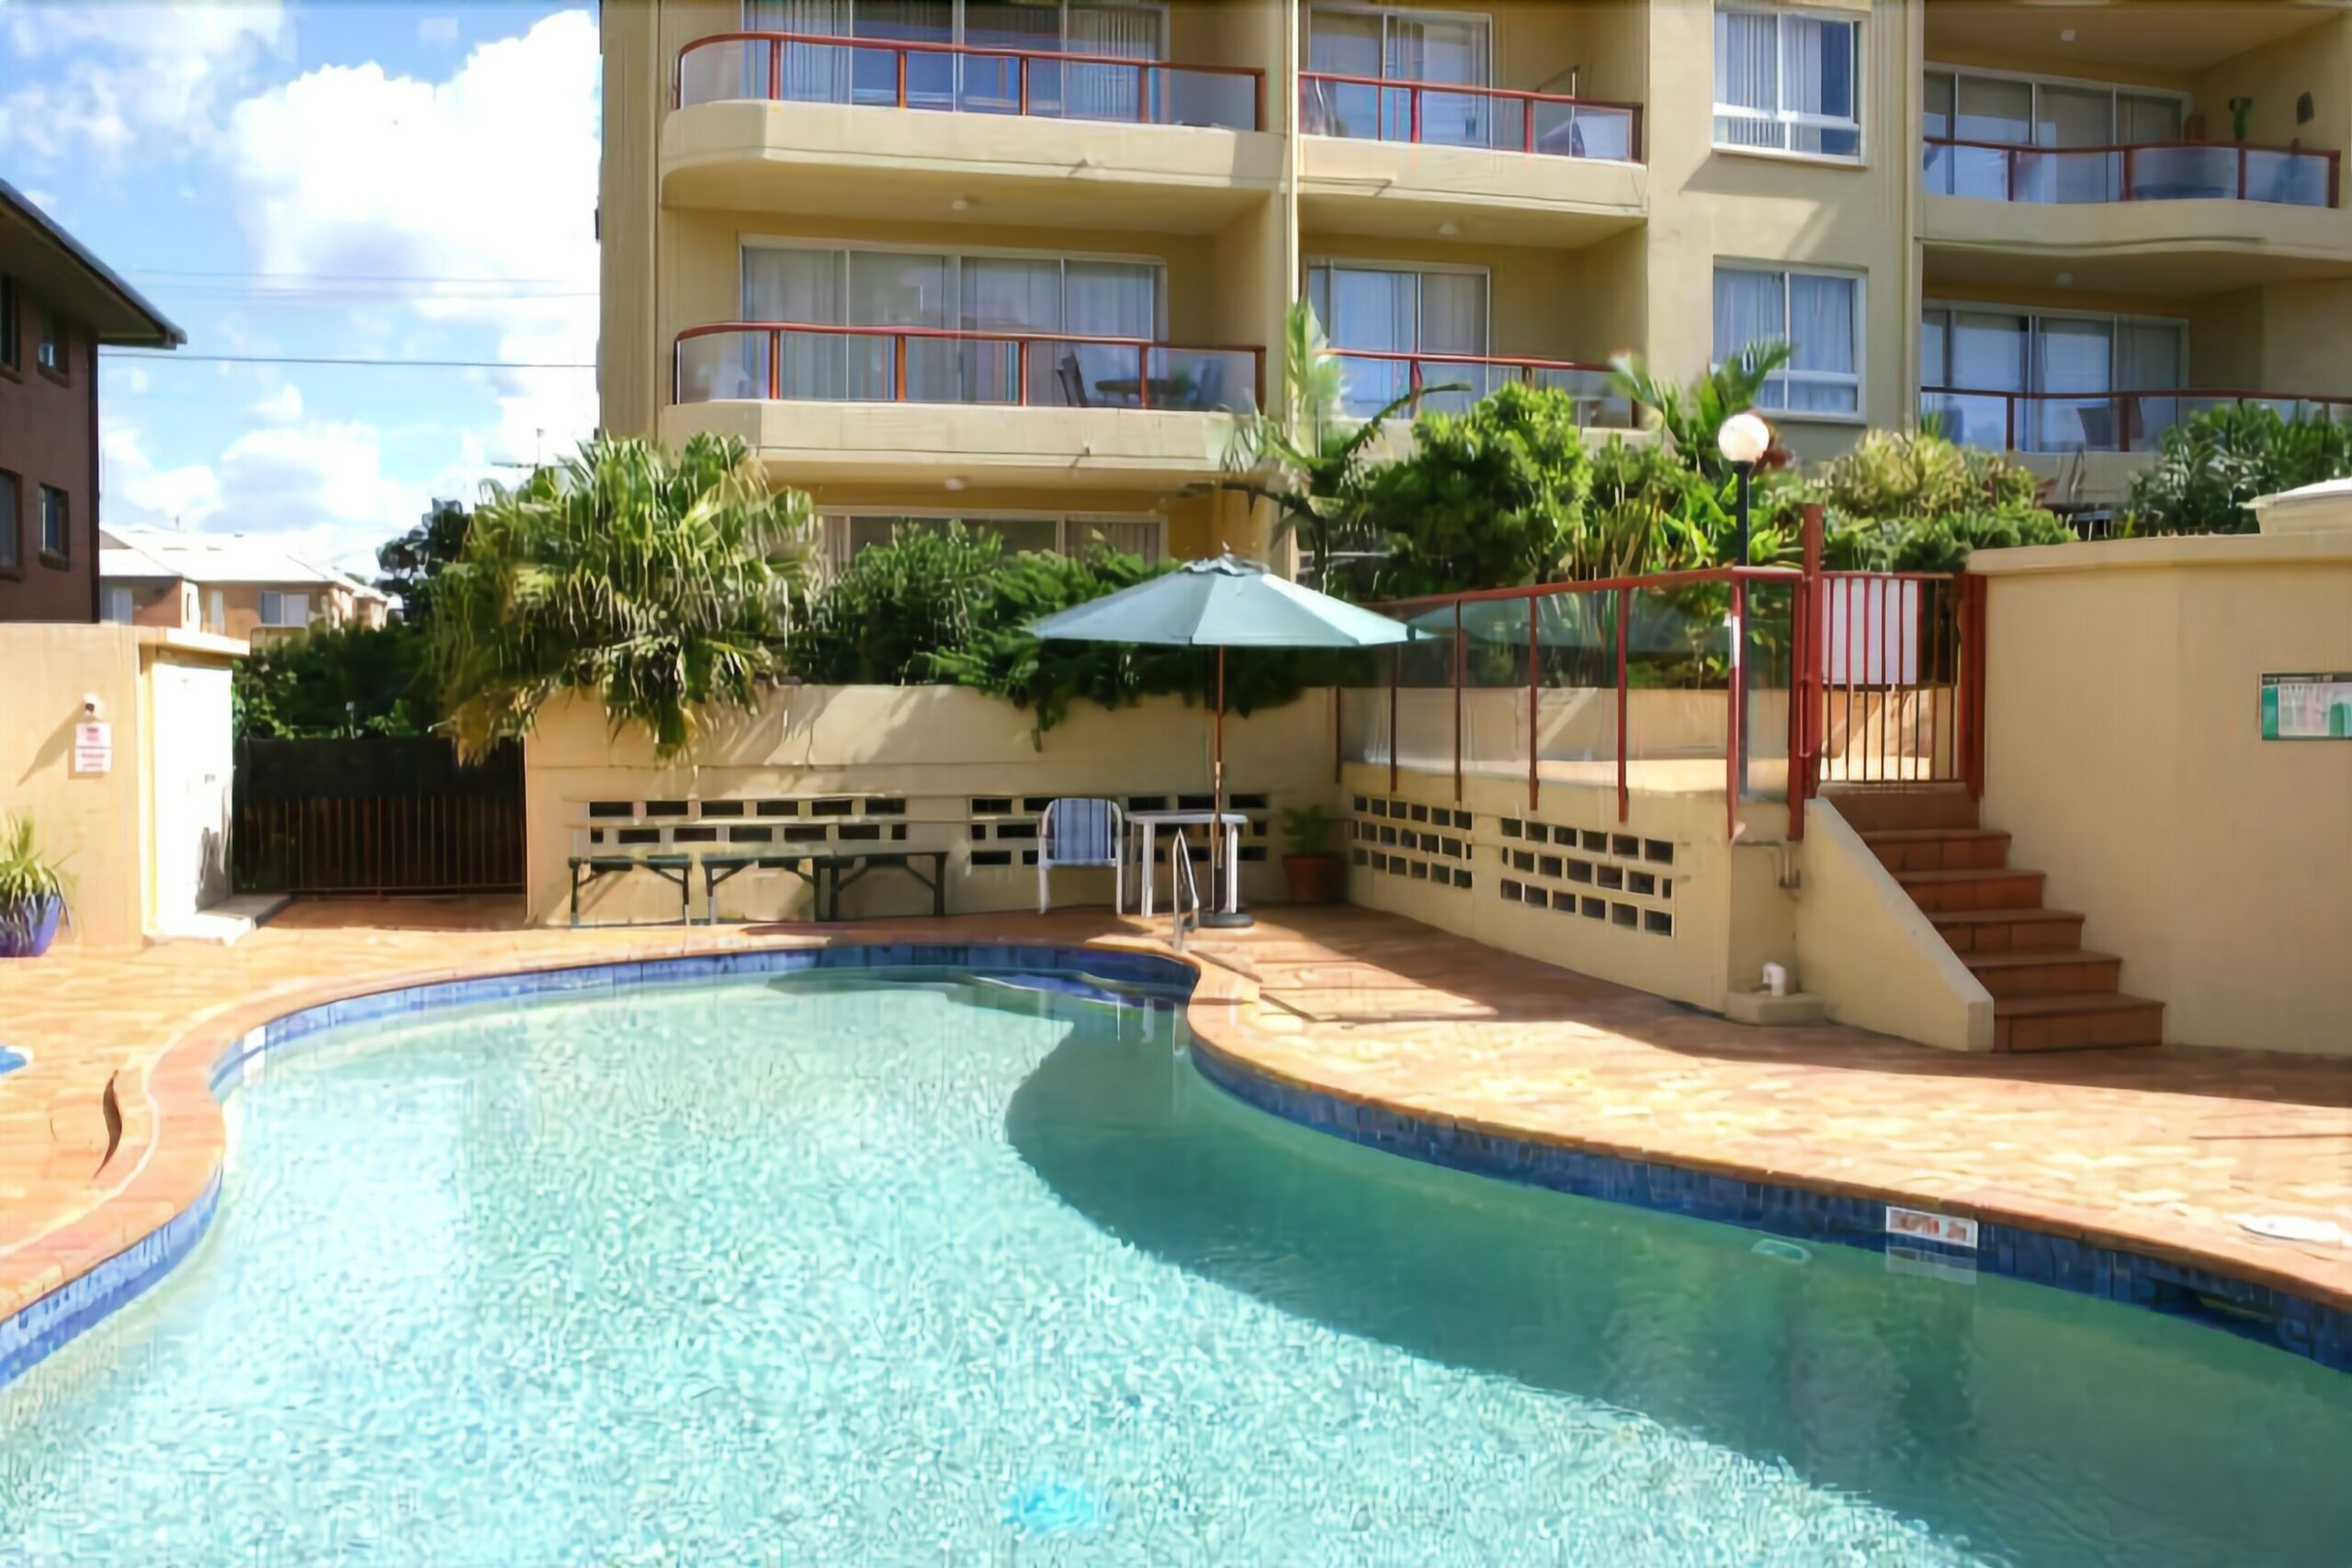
[235,622,432,739]
[2125,403,2352,536]
[785,525,1003,685]
[1815,428,2070,570]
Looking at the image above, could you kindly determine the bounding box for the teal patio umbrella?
[1029,552,1413,926]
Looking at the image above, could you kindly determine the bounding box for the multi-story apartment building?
[98,526,392,646]
[599,1,2352,561]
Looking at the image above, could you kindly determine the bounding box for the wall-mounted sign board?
[73,722,113,775]
[2260,672,2352,740]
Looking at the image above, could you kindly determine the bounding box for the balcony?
[668,321,1262,489]
[1919,137,2352,294]
[1295,73,1645,246]
[1920,385,2352,502]
[663,32,1279,232]
[1329,349,1636,429]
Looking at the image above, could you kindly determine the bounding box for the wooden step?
[1930,908,2086,953]
[1895,867,2046,913]
[1861,827,2011,873]
[1827,789,1980,833]
[1994,992,2165,1052]
[1965,948,2123,998]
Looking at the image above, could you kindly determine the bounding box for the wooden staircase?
[1832,790,2164,1052]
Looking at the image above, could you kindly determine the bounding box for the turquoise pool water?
[2,971,2346,1565]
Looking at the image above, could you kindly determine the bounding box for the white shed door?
[152,662,234,922]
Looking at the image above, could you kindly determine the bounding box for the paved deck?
[2,900,2347,1337]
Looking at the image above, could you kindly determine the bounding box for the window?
[1920,306,2188,451]
[259,590,311,626]
[1306,7,1494,145]
[104,586,135,625]
[0,471,18,573]
[1715,5,1860,159]
[727,243,1177,406]
[1306,261,1489,416]
[1713,265,1861,413]
[39,486,68,559]
[207,590,225,633]
[820,512,1161,576]
[35,307,62,375]
[0,276,17,371]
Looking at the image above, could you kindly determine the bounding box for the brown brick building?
[0,180,183,624]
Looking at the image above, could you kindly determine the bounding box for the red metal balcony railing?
[1920,386,2352,453]
[1300,71,1641,162]
[1922,136,2339,207]
[674,322,1264,414]
[677,30,1263,131]
[1327,348,1638,426]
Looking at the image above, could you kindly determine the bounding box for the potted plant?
[0,816,69,959]
[1279,804,1345,905]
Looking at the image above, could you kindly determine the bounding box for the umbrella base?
[1197,909,1256,930]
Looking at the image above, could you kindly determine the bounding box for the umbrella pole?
[1201,643,1253,929]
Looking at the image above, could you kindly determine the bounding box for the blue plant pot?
[0,895,62,958]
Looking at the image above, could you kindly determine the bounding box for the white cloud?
[115,364,152,396]
[102,401,485,569]
[224,13,600,466]
[248,382,304,424]
[0,0,288,169]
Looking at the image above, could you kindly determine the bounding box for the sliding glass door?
[1306,7,1492,146]
[743,244,1159,403]
[1922,307,2187,449]
[1924,67,2193,201]
[744,0,1165,117]
[1306,262,1489,415]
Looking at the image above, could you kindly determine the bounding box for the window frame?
[1922,62,2191,199]
[742,0,1170,60]
[0,468,20,578]
[34,305,65,380]
[738,236,1170,339]
[0,276,18,375]
[1713,2,1866,166]
[1919,300,2193,448]
[103,585,135,625]
[1713,261,1867,422]
[258,589,311,627]
[37,485,70,564]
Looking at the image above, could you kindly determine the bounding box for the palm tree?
[430,433,815,761]
[1219,301,1457,589]
[1610,339,1794,481]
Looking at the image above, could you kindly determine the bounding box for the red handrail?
[1299,70,1641,162]
[1357,561,1977,840]
[678,29,1265,130]
[1920,385,2352,452]
[1922,135,2339,207]
[1327,347,1637,423]
[673,321,1265,412]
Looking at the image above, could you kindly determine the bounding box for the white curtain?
[1306,10,1382,137]
[1786,272,1856,412]
[1419,271,1487,410]
[748,0,853,103]
[1712,267,1784,382]
[1713,9,1779,149]
[1779,13,1857,155]
[1064,4,1160,122]
[1389,16,1488,146]
[1062,260,1157,402]
[743,247,846,399]
[961,257,1059,401]
[848,250,949,399]
[2035,317,2113,449]
[1942,309,2025,449]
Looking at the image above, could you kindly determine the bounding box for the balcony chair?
[1038,798,1125,914]
[1188,356,1227,412]
[1057,354,1092,409]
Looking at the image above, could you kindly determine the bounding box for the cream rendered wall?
[0,625,146,948]
[1974,532,2352,1055]
[524,684,1340,926]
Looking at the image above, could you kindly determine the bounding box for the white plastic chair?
[1037,798,1125,914]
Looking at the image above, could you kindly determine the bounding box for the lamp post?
[1716,412,1772,806]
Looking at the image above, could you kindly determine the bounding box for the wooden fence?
[232,738,524,896]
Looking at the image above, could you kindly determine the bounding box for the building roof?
[0,179,185,348]
[98,527,380,592]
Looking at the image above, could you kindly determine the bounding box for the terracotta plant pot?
[1282,853,1345,905]
[0,895,62,959]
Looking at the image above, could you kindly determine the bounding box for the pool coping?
[2,933,2345,1390]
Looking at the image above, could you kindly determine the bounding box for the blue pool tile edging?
[1185,1034,2351,1373]
[6,942,1195,1393]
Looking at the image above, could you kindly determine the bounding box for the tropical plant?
[786,525,1004,686]
[428,433,814,761]
[1611,340,1794,480]
[1815,427,2071,570]
[0,815,68,926]
[1279,804,1340,858]
[1220,300,1452,588]
[235,622,432,739]
[2124,403,2352,536]
[375,498,472,628]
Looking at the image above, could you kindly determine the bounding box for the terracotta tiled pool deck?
[3,899,2348,1341]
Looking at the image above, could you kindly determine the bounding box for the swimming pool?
[2,964,2346,1564]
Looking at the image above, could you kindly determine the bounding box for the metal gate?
[232,738,524,896]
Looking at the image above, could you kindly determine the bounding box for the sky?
[0,0,598,578]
